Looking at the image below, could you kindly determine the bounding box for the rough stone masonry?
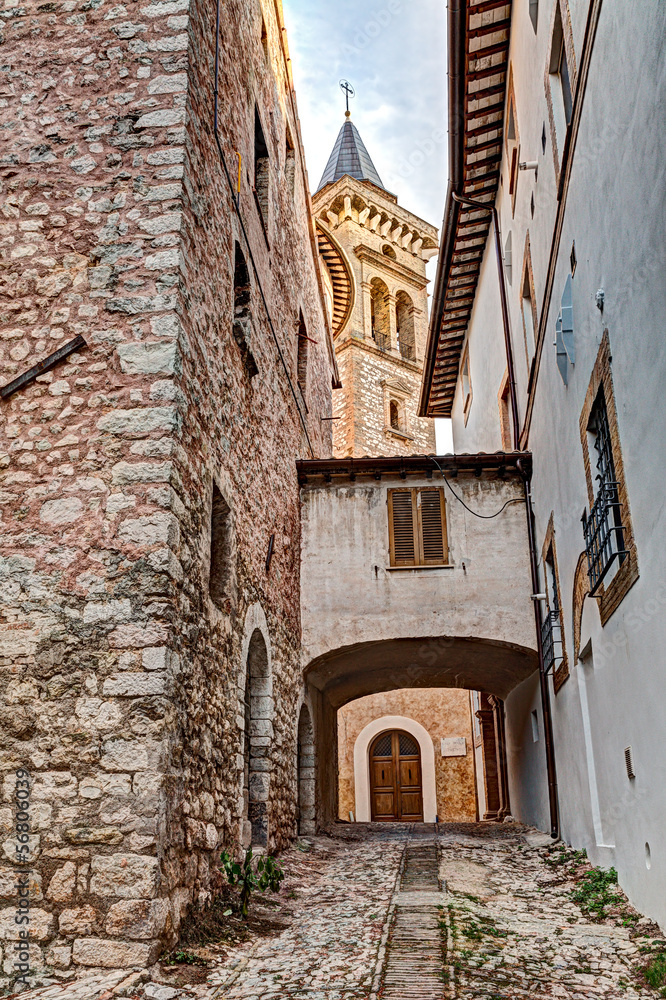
[0,0,334,982]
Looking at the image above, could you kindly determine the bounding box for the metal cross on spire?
[339,79,355,117]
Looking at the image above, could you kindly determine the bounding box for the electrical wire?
[430,457,525,519]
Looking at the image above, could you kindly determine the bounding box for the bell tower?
[313,93,439,458]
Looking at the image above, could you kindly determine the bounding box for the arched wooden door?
[370,730,423,822]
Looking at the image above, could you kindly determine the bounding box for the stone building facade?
[299,452,536,830]
[312,117,438,458]
[0,0,336,976]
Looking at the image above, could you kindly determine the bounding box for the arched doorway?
[370,729,424,822]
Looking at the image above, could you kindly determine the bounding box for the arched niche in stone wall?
[238,603,274,847]
[296,702,316,835]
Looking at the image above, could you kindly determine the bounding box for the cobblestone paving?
[207,831,406,999]
[9,824,665,1000]
[439,828,657,998]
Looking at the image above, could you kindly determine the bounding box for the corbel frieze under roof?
[312,176,438,262]
[353,245,430,290]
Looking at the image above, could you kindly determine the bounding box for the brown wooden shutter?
[417,488,447,565]
[388,489,417,566]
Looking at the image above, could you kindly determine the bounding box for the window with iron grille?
[387,487,448,567]
[540,546,563,676]
[582,390,628,594]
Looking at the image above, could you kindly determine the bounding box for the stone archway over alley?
[16,822,666,1000]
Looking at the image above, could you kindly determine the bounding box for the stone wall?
[332,338,435,457]
[0,0,333,980]
[337,689,477,824]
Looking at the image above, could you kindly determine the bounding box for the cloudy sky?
[282,0,447,227]
[282,0,453,450]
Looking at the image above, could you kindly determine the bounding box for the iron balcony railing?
[540,607,562,676]
[581,481,628,595]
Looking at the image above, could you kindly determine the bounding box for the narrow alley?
[1,0,665,995]
[14,823,665,1000]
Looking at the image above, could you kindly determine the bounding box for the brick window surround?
[520,232,538,378]
[579,331,639,625]
[505,67,520,216]
[571,551,590,663]
[541,513,569,692]
[498,369,512,450]
[544,0,577,183]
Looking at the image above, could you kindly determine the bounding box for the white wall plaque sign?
[441,737,467,757]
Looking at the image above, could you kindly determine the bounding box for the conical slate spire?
[316,117,385,192]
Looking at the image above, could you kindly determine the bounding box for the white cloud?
[283,0,452,450]
[283,0,448,228]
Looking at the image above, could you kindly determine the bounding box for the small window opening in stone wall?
[529,0,538,32]
[370,277,390,351]
[243,629,274,846]
[285,125,296,199]
[234,242,250,321]
[382,243,396,260]
[254,107,270,236]
[233,243,258,378]
[209,484,233,609]
[389,399,401,430]
[297,704,316,835]
[260,16,268,61]
[297,310,308,396]
[396,290,415,361]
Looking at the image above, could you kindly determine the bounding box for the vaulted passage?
[306,633,535,828]
[307,635,537,709]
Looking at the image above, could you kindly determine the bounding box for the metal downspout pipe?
[452,191,559,840]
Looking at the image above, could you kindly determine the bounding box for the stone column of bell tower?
[313,115,439,458]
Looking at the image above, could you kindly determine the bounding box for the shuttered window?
[387,488,448,567]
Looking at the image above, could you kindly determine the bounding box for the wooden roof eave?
[419,0,512,419]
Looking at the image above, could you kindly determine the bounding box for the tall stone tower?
[313,109,439,457]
